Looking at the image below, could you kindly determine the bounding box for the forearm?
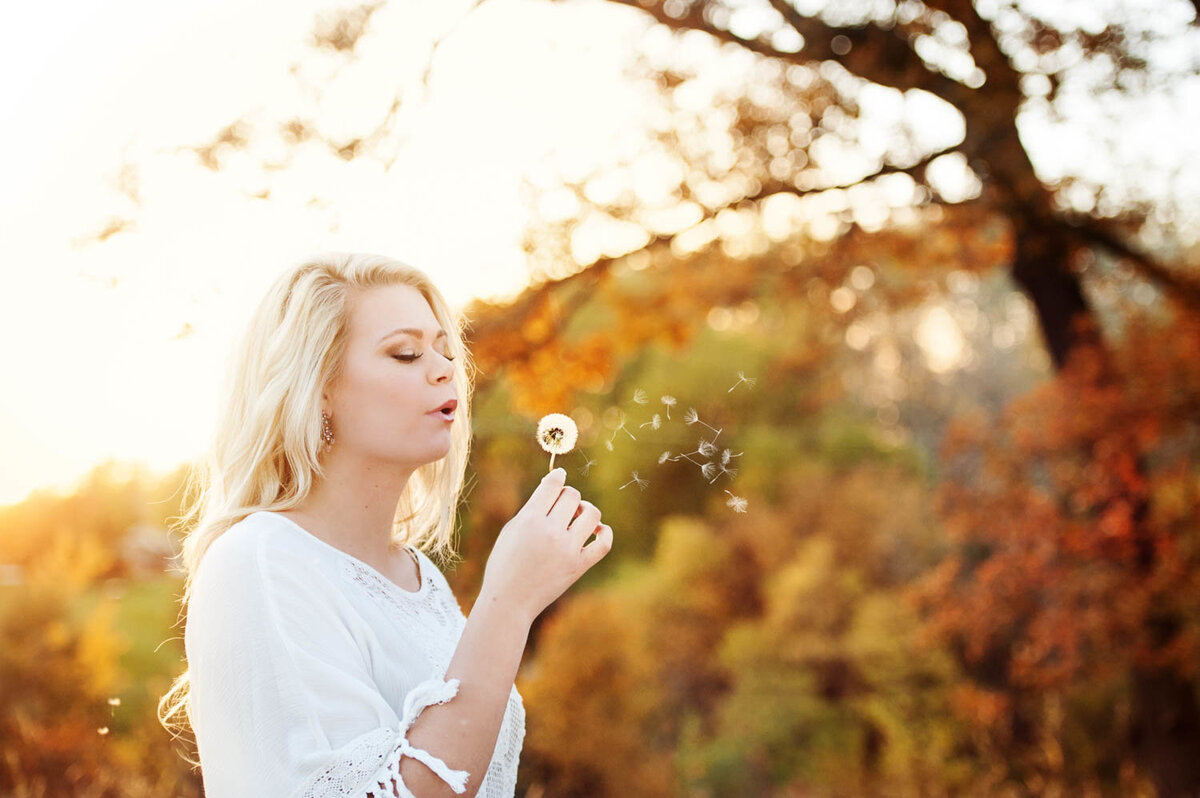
[396,589,531,798]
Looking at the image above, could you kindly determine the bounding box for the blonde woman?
[158,252,613,797]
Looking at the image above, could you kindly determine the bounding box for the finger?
[521,468,568,516]
[548,485,582,529]
[567,501,602,547]
[582,523,613,568]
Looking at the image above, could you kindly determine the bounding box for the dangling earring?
[321,411,334,452]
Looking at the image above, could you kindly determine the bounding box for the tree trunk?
[1007,218,1100,371]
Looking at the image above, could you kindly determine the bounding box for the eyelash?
[393,352,456,363]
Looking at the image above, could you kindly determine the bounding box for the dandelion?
[632,388,649,404]
[658,451,673,464]
[537,414,578,464]
[661,394,677,419]
[727,371,758,393]
[619,471,649,491]
[724,490,748,513]
[640,413,662,430]
[537,413,578,471]
[683,408,722,438]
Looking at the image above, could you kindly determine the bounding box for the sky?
[0,0,653,505]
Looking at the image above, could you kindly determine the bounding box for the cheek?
[340,361,425,426]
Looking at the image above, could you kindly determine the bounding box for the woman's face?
[324,283,458,466]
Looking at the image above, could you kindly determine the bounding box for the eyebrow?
[378,327,448,344]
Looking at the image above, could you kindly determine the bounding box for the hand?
[479,467,614,624]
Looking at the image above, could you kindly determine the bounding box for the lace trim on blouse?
[296,675,469,798]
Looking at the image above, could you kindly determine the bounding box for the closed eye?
[392,352,456,363]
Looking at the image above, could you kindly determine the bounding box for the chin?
[416,442,453,467]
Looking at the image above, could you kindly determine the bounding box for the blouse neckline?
[254,510,431,599]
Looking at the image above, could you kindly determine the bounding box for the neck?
[290,447,416,564]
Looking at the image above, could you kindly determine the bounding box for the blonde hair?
[157,252,476,758]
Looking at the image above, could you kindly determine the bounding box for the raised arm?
[381,467,612,798]
[371,593,531,798]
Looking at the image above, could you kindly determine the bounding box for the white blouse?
[184,510,526,797]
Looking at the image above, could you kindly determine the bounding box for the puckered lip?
[430,398,458,414]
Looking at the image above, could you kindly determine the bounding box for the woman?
[158,252,614,797]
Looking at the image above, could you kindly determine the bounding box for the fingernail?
[552,467,566,478]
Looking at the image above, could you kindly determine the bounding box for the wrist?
[474,583,537,630]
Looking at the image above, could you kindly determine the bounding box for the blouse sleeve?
[184,525,471,798]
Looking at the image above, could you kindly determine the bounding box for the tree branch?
[605,0,961,100]
[1076,220,1200,310]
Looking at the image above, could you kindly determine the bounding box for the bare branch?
[1077,221,1200,310]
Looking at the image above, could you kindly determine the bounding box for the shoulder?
[192,512,336,603]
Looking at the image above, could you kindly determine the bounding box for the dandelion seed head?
[536,413,578,455]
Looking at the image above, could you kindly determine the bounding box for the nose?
[430,354,454,383]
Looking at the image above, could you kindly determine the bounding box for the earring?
[321,411,334,451]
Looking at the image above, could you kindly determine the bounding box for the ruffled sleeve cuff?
[366,675,471,798]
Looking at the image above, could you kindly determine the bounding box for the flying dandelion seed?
[721,449,743,466]
[728,371,758,393]
[107,697,121,707]
[619,471,649,491]
[719,465,738,481]
[98,727,110,735]
[701,462,718,481]
[724,490,749,513]
[580,455,597,476]
[697,439,717,457]
[661,394,676,419]
[633,389,649,404]
[640,414,662,430]
[658,451,673,464]
[537,413,579,471]
[683,408,722,438]
[604,439,614,451]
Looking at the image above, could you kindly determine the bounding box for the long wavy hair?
[157,252,476,759]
